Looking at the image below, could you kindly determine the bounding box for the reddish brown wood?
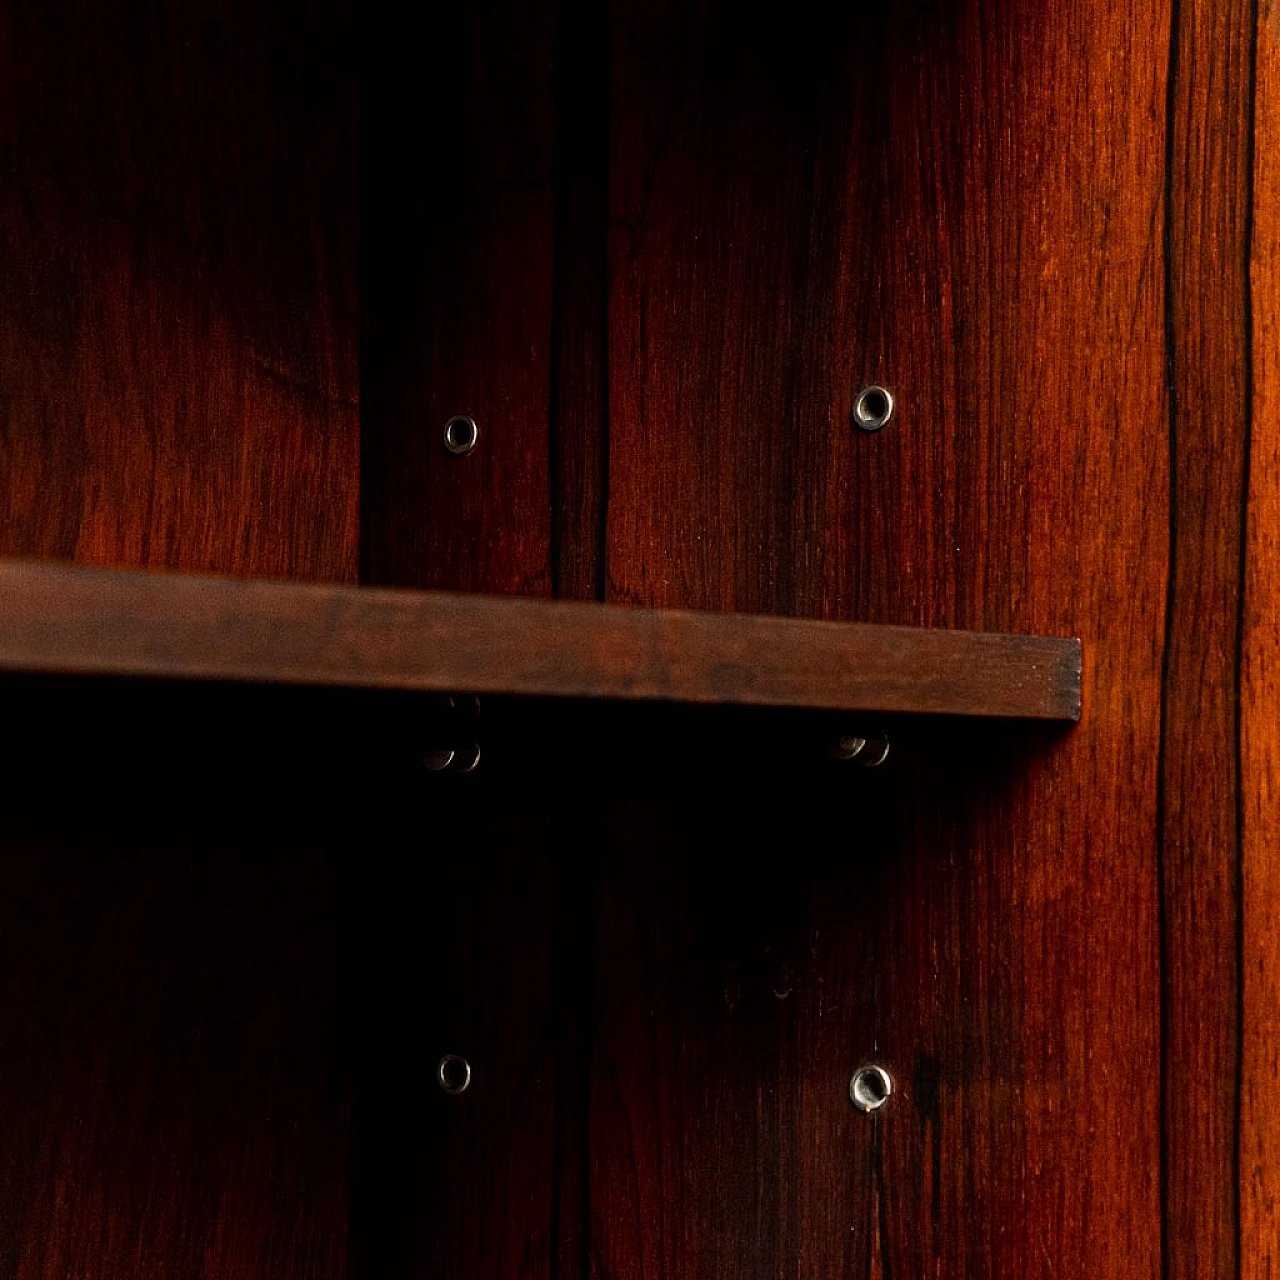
[1241,9,1278,1276]
[589,727,874,1278]
[360,0,555,596]
[0,0,359,582]
[1161,0,1258,1273]
[0,560,1081,719]
[599,0,1169,1275]
[590,718,1073,1277]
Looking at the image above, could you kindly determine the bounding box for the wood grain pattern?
[0,560,1081,719]
[1161,0,1258,1272]
[589,719,880,1279]
[360,0,556,595]
[0,684,351,1280]
[1,0,1271,1273]
[600,0,1170,1275]
[357,10,564,1275]
[590,718,1077,1278]
[1242,3,1278,1274]
[0,0,359,582]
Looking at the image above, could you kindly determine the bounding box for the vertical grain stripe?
[1234,7,1261,1280]
[1159,0,1258,1275]
[1157,1,1179,1268]
[1240,1,1280,1274]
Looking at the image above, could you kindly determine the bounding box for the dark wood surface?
[0,4,359,1277]
[0,685,352,1280]
[589,717,1075,1277]
[357,7,564,1276]
[0,0,1275,1274]
[386,0,1272,1278]
[548,0,611,604]
[360,0,555,596]
[0,560,1082,719]
[1242,12,1278,1277]
[1161,0,1258,1273]
[0,0,359,582]
[350,715,584,1280]
[598,0,1170,1275]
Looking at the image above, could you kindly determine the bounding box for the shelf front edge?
[0,561,1083,721]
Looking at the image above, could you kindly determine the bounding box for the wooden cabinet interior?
[0,0,1275,1275]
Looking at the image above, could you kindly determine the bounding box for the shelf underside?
[0,561,1081,720]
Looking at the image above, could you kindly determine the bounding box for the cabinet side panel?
[1242,5,1280,1275]
[1161,0,1259,1271]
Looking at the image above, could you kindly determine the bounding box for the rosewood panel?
[0,0,359,581]
[0,561,1081,720]
[1160,0,1259,1271]
[600,0,1170,1275]
[1241,4,1279,1275]
[350,735,561,1279]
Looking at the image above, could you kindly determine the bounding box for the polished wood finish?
[589,717,1068,1277]
[0,685,351,1278]
[0,5,358,1276]
[1242,9,1279,1277]
[597,0,1169,1275]
[361,0,555,596]
[1161,0,1259,1273]
[2,0,1277,1272]
[0,0,359,582]
[549,0,610,604]
[350,724,567,1280]
[0,560,1082,719]
[375,0,1279,1272]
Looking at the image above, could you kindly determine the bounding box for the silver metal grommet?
[437,1054,472,1095]
[826,731,890,767]
[854,385,894,432]
[849,1064,893,1113]
[443,415,479,455]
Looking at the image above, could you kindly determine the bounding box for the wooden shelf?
[0,560,1081,720]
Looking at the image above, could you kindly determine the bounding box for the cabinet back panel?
[0,0,359,580]
[378,0,1274,1275]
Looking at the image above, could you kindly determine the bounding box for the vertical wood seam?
[548,4,611,1272]
[1160,0,1257,1271]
